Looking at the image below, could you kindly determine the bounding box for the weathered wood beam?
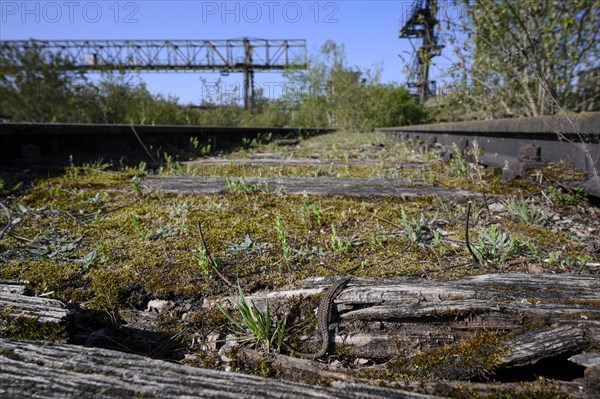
[237,348,590,399]
[0,283,70,325]
[0,338,440,399]
[500,326,588,368]
[232,274,600,363]
[142,176,486,199]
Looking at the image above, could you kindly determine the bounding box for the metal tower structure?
[399,0,444,103]
[0,38,308,109]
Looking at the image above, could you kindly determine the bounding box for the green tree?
[442,0,600,118]
[0,42,89,122]
[284,40,426,130]
[244,94,290,128]
[281,46,330,128]
[366,84,427,127]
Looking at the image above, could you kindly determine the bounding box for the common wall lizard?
[285,276,351,360]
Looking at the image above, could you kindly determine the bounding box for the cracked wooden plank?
[183,157,422,168]
[237,349,589,399]
[0,339,440,399]
[238,274,600,363]
[500,326,588,368]
[142,176,485,199]
[0,283,70,325]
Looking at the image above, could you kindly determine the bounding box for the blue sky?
[0,0,463,104]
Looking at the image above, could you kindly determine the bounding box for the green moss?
[181,351,221,369]
[363,331,508,381]
[89,266,136,311]
[226,131,429,163]
[504,221,571,249]
[0,260,85,304]
[535,162,588,183]
[4,174,590,310]
[252,354,276,379]
[0,307,66,341]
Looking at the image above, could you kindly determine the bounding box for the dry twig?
[366,211,403,230]
[0,202,14,240]
[196,221,233,288]
[131,125,157,163]
[465,201,480,265]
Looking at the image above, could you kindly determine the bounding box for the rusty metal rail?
[377,113,600,197]
[0,123,332,167]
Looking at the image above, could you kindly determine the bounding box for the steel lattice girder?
[0,38,308,72]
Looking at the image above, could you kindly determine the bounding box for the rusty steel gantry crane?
[399,0,444,104]
[0,38,308,109]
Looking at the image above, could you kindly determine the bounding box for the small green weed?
[218,284,285,353]
[398,206,436,244]
[241,134,269,149]
[0,178,24,195]
[436,197,485,224]
[432,230,447,255]
[447,143,469,177]
[83,158,111,171]
[300,197,322,227]
[548,251,561,266]
[190,137,212,156]
[161,152,183,175]
[195,244,211,282]
[25,230,82,261]
[525,241,542,264]
[64,166,80,181]
[128,213,147,241]
[80,249,99,272]
[548,186,587,206]
[504,197,548,225]
[130,176,143,195]
[370,234,386,248]
[227,235,268,255]
[225,176,268,194]
[275,216,291,263]
[547,251,593,272]
[474,224,521,265]
[200,143,212,156]
[330,224,353,254]
[137,161,147,173]
[226,177,251,193]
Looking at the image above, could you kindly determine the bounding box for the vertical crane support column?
[399,0,444,103]
[243,38,255,109]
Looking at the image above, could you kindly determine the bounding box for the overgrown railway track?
[378,113,600,197]
[1,124,599,398]
[1,113,598,197]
